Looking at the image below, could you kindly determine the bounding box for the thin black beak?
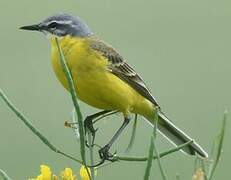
[19,24,41,31]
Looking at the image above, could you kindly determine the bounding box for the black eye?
[48,22,58,28]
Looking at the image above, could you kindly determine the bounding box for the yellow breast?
[50,35,153,117]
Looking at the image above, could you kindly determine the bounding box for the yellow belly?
[50,36,153,118]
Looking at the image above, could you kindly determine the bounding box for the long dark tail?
[148,110,208,158]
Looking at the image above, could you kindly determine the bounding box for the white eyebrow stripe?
[46,20,73,25]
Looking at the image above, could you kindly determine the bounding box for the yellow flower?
[36,165,52,180]
[29,164,96,180]
[192,169,205,180]
[61,168,77,180]
[79,166,91,180]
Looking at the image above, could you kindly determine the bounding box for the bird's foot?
[86,145,116,168]
[84,117,98,147]
[98,145,116,162]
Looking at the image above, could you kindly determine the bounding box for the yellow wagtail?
[20,13,208,162]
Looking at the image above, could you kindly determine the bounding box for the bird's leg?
[84,110,112,146]
[98,117,131,162]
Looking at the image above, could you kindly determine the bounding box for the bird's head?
[20,13,93,37]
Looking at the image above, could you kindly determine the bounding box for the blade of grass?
[153,141,168,180]
[55,38,91,179]
[0,89,82,164]
[125,114,138,153]
[0,169,12,180]
[143,110,159,180]
[144,109,168,180]
[143,134,155,180]
[207,110,227,180]
[153,109,168,180]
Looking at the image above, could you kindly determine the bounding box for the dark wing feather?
[90,38,160,107]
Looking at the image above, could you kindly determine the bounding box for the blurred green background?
[0,0,230,179]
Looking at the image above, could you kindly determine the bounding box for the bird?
[20,13,208,163]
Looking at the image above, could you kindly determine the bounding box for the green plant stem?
[114,140,193,162]
[55,38,91,179]
[55,38,86,160]
[144,134,155,180]
[88,131,95,180]
[152,109,168,180]
[71,109,80,141]
[0,169,12,180]
[125,114,138,153]
[144,110,159,180]
[0,89,83,164]
[153,139,168,180]
[207,110,227,180]
[97,140,193,170]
